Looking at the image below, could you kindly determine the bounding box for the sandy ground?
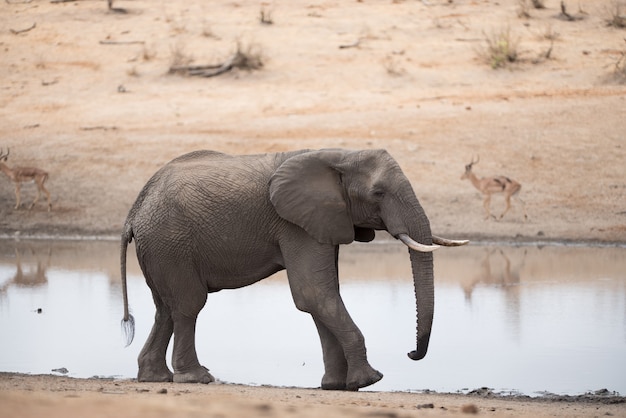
[1,0,625,416]
[1,372,625,418]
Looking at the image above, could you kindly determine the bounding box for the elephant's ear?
[269,150,354,245]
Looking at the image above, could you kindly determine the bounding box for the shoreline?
[7,371,625,401]
[1,232,624,248]
[1,372,624,418]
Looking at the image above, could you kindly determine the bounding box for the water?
[0,239,624,396]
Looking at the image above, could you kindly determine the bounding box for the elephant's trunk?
[408,220,435,360]
[381,187,437,361]
[407,244,434,361]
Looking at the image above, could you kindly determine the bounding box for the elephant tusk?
[397,234,440,252]
[432,235,469,247]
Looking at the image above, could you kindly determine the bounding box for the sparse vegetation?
[260,6,274,25]
[531,0,546,8]
[126,66,140,77]
[169,41,264,77]
[609,40,626,83]
[201,20,219,39]
[539,24,561,41]
[605,0,626,28]
[517,0,545,18]
[168,41,193,70]
[141,44,157,61]
[382,53,406,76]
[479,27,520,69]
[517,0,531,18]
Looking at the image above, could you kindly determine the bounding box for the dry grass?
[604,0,626,27]
[168,41,193,70]
[479,27,520,69]
[610,41,626,83]
[382,53,406,76]
[260,6,274,25]
[168,41,264,77]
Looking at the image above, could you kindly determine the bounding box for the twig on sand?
[10,22,36,34]
[99,40,145,45]
[169,45,263,78]
[339,39,361,49]
[79,126,118,131]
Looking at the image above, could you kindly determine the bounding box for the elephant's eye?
[372,190,385,200]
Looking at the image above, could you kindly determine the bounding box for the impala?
[0,148,51,212]
[461,156,526,220]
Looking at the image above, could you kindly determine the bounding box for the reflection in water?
[0,246,50,296]
[0,239,624,396]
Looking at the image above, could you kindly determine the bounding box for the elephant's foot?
[137,365,174,382]
[321,373,347,391]
[345,365,383,391]
[173,366,215,384]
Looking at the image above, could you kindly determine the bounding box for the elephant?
[120,148,467,391]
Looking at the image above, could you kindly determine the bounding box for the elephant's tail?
[120,224,135,347]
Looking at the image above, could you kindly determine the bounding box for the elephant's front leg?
[313,318,348,390]
[171,312,215,384]
[284,242,382,391]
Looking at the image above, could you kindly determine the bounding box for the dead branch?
[6,0,33,4]
[560,1,574,19]
[170,47,263,78]
[339,39,361,49]
[79,126,118,131]
[50,0,79,3]
[10,23,36,35]
[557,1,583,21]
[99,40,145,45]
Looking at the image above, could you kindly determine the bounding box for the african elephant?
[120,148,467,391]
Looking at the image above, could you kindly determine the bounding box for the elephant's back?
[128,150,281,239]
[168,150,230,164]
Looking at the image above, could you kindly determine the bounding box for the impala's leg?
[40,180,51,211]
[29,184,41,210]
[13,183,21,210]
[483,194,492,220]
[515,194,528,220]
[500,194,512,219]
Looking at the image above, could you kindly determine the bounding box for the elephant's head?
[269,149,467,361]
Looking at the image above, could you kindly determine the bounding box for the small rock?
[157,388,167,394]
[52,367,69,375]
[461,404,479,414]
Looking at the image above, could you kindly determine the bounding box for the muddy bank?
[0,373,624,418]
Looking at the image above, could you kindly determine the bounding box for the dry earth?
[1,372,625,418]
[1,0,625,416]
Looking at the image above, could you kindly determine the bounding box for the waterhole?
[0,239,624,396]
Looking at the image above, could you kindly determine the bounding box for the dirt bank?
[1,373,625,418]
[0,0,625,243]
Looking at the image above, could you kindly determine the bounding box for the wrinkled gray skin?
[120,149,437,391]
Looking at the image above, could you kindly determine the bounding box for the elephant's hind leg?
[171,312,215,384]
[138,298,174,382]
